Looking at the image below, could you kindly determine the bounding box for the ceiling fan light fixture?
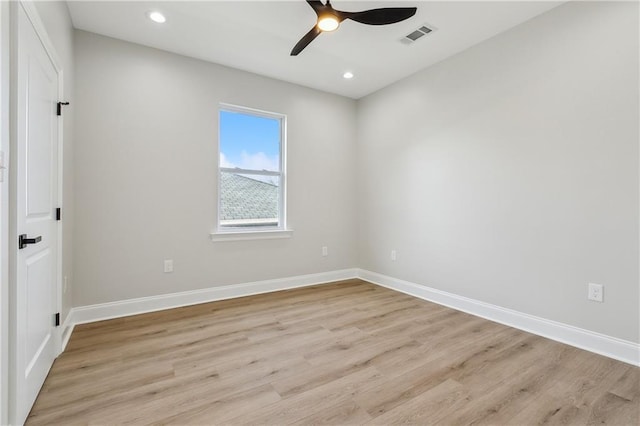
[317,15,339,32]
[291,2,417,56]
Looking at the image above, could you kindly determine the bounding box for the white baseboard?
[357,269,640,367]
[63,267,638,367]
[60,313,74,353]
[68,269,358,326]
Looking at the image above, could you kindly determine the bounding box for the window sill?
[210,229,293,242]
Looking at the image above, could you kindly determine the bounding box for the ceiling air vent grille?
[401,24,435,45]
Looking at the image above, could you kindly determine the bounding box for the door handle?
[18,234,42,249]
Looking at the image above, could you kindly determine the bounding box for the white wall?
[73,31,358,306]
[33,0,75,322]
[356,1,639,343]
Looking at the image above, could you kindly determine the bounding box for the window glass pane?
[219,171,280,228]
[219,110,280,172]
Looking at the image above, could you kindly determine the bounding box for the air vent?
[406,30,424,41]
[400,24,436,45]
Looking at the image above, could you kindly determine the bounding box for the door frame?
[7,1,64,423]
[0,0,10,424]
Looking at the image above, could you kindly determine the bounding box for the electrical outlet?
[391,250,397,261]
[63,276,68,294]
[588,283,603,302]
[322,246,328,257]
[164,259,173,273]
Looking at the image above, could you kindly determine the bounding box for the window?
[217,104,286,233]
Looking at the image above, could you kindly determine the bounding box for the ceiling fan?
[291,0,417,56]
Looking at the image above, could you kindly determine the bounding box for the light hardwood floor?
[27,279,639,425]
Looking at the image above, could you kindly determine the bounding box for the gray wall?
[73,2,638,344]
[33,1,75,323]
[73,31,358,306]
[356,1,639,343]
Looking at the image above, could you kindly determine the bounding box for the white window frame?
[212,103,289,241]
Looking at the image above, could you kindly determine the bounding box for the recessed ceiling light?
[148,11,166,24]
[343,71,354,79]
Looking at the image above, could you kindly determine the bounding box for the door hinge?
[56,207,61,221]
[55,312,60,327]
[57,101,69,116]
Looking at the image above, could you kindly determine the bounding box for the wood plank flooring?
[27,279,639,425]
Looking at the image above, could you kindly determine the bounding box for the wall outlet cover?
[588,282,603,303]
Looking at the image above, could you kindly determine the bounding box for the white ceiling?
[67,1,563,99]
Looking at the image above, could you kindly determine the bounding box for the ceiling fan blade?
[291,26,322,56]
[306,0,325,15]
[340,7,417,25]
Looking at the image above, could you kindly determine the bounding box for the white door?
[13,4,60,424]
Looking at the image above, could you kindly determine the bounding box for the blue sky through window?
[219,110,280,172]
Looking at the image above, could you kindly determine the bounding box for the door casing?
[0,0,11,424]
